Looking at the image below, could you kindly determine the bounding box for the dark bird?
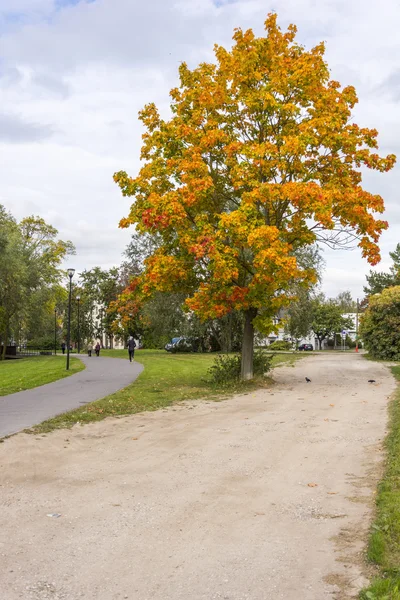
[368,379,376,383]
[305,377,311,383]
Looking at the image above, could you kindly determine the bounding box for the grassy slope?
[0,355,85,396]
[28,349,300,434]
[360,365,400,599]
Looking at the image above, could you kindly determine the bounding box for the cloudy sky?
[1,0,399,298]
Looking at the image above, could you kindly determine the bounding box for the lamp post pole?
[66,268,75,370]
[76,295,81,354]
[355,297,359,353]
[54,308,57,356]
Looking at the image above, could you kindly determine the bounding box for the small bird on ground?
[368,379,376,383]
[305,377,311,383]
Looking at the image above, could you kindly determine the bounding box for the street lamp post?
[54,308,57,356]
[76,295,81,354]
[355,297,359,353]
[66,268,75,370]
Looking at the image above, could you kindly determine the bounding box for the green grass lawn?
[360,364,400,600]
[28,349,301,434]
[0,355,85,396]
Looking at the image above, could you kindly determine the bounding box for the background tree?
[285,288,313,346]
[0,208,26,358]
[335,290,357,313]
[285,246,324,345]
[364,243,400,296]
[115,15,395,379]
[0,207,74,358]
[78,267,123,348]
[310,296,353,350]
[360,286,400,360]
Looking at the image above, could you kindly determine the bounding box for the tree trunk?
[240,308,257,381]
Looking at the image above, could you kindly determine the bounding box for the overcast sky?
[0,0,399,298]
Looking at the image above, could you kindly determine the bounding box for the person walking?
[95,341,101,357]
[127,336,136,362]
[87,341,93,357]
[61,341,66,355]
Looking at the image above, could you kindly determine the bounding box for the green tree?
[285,289,313,346]
[360,286,400,360]
[310,296,353,350]
[0,209,26,358]
[364,243,400,296]
[79,267,123,348]
[335,290,357,313]
[285,246,324,345]
[0,208,74,358]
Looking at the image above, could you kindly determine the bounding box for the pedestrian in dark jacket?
[61,342,66,355]
[95,342,101,357]
[127,336,136,362]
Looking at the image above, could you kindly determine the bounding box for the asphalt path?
[0,354,143,437]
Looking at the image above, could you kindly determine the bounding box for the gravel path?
[0,353,395,599]
[0,355,143,437]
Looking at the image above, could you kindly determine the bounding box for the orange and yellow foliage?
[114,14,395,334]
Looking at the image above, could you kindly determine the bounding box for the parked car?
[164,337,181,352]
[298,343,313,351]
[165,337,198,353]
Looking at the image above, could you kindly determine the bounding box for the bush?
[360,286,400,360]
[253,349,274,375]
[268,340,292,351]
[208,349,273,385]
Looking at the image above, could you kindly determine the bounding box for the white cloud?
[0,0,399,296]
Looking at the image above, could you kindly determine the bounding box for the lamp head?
[67,268,75,279]
[76,295,81,301]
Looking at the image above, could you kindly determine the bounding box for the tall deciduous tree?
[78,267,123,347]
[0,209,26,358]
[115,14,395,380]
[285,288,314,346]
[0,208,74,358]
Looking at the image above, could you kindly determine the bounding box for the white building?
[256,312,359,350]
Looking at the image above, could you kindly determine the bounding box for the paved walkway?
[0,355,143,437]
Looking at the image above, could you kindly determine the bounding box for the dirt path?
[0,354,395,600]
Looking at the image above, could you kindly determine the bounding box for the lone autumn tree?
[114,14,395,380]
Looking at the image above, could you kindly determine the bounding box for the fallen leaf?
[328,492,338,495]
[324,418,329,421]
[308,483,318,487]
[131,437,138,440]
[329,404,335,407]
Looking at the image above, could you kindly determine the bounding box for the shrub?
[268,340,292,351]
[253,349,274,376]
[360,286,400,360]
[208,349,273,385]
